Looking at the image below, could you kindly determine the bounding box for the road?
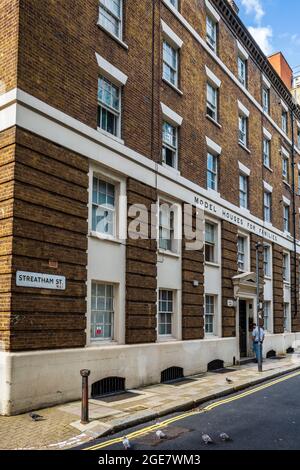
[78,370,300,451]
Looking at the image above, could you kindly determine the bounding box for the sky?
[236,0,300,74]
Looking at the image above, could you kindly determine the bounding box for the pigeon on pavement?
[202,433,213,445]
[29,412,44,421]
[122,437,131,450]
[156,430,166,439]
[226,377,233,384]
[220,432,232,442]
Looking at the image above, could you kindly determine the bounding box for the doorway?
[239,300,247,357]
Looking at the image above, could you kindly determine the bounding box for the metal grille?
[161,367,184,383]
[207,359,224,371]
[266,350,276,359]
[91,377,125,398]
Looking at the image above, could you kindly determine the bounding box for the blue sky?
[236,0,300,73]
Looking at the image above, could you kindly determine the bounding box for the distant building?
[268,52,293,90]
[292,76,300,106]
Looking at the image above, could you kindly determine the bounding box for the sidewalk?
[0,354,299,450]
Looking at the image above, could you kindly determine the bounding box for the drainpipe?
[290,106,298,321]
[256,243,263,372]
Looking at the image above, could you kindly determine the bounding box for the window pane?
[99,0,121,37]
[91,282,114,340]
[158,290,173,336]
[163,41,178,86]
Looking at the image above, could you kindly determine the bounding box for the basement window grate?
[161,367,184,384]
[266,350,276,359]
[91,377,125,398]
[207,359,224,372]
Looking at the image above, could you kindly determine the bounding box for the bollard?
[80,369,91,424]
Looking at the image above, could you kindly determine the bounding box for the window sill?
[264,221,273,229]
[90,231,123,245]
[206,41,217,55]
[264,275,272,281]
[88,339,119,347]
[206,114,222,129]
[97,23,129,50]
[161,162,181,175]
[207,188,220,198]
[97,127,124,145]
[238,80,247,90]
[238,142,251,154]
[283,180,291,189]
[205,261,220,269]
[239,207,250,214]
[158,248,181,259]
[157,336,178,343]
[162,78,183,96]
[204,334,219,339]
[263,165,273,173]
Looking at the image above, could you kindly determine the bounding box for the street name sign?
[16,271,66,290]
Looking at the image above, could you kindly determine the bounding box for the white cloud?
[241,0,265,23]
[248,26,273,55]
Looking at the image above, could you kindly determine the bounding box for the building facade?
[1,0,300,414]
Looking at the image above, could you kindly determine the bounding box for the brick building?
[1,0,300,414]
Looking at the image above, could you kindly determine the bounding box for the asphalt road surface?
[78,370,300,451]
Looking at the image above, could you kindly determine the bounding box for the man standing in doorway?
[252,322,265,364]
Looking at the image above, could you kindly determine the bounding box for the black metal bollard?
[80,369,91,424]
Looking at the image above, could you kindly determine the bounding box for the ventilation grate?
[161,367,184,384]
[207,359,224,372]
[266,350,276,359]
[91,377,125,398]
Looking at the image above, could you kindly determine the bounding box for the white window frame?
[238,55,247,87]
[161,21,183,90]
[97,76,121,138]
[91,281,114,342]
[264,300,272,333]
[282,156,289,181]
[158,289,174,337]
[282,109,288,134]
[283,204,290,234]
[205,295,216,336]
[92,174,117,239]
[239,173,248,209]
[206,82,218,122]
[283,302,291,332]
[158,197,181,255]
[237,234,250,272]
[162,120,178,169]
[206,14,217,52]
[207,152,218,191]
[99,0,123,40]
[163,40,179,88]
[205,221,218,264]
[262,87,270,114]
[263,244,272,278]
[263,191,272,223]
[238,115,248,147]
[159,202,174,253]
[283,252,290,284]
[263,138,271,168]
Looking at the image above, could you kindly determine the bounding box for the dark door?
[239,300,247,357]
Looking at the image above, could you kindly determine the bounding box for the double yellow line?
[84,369,300,450]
